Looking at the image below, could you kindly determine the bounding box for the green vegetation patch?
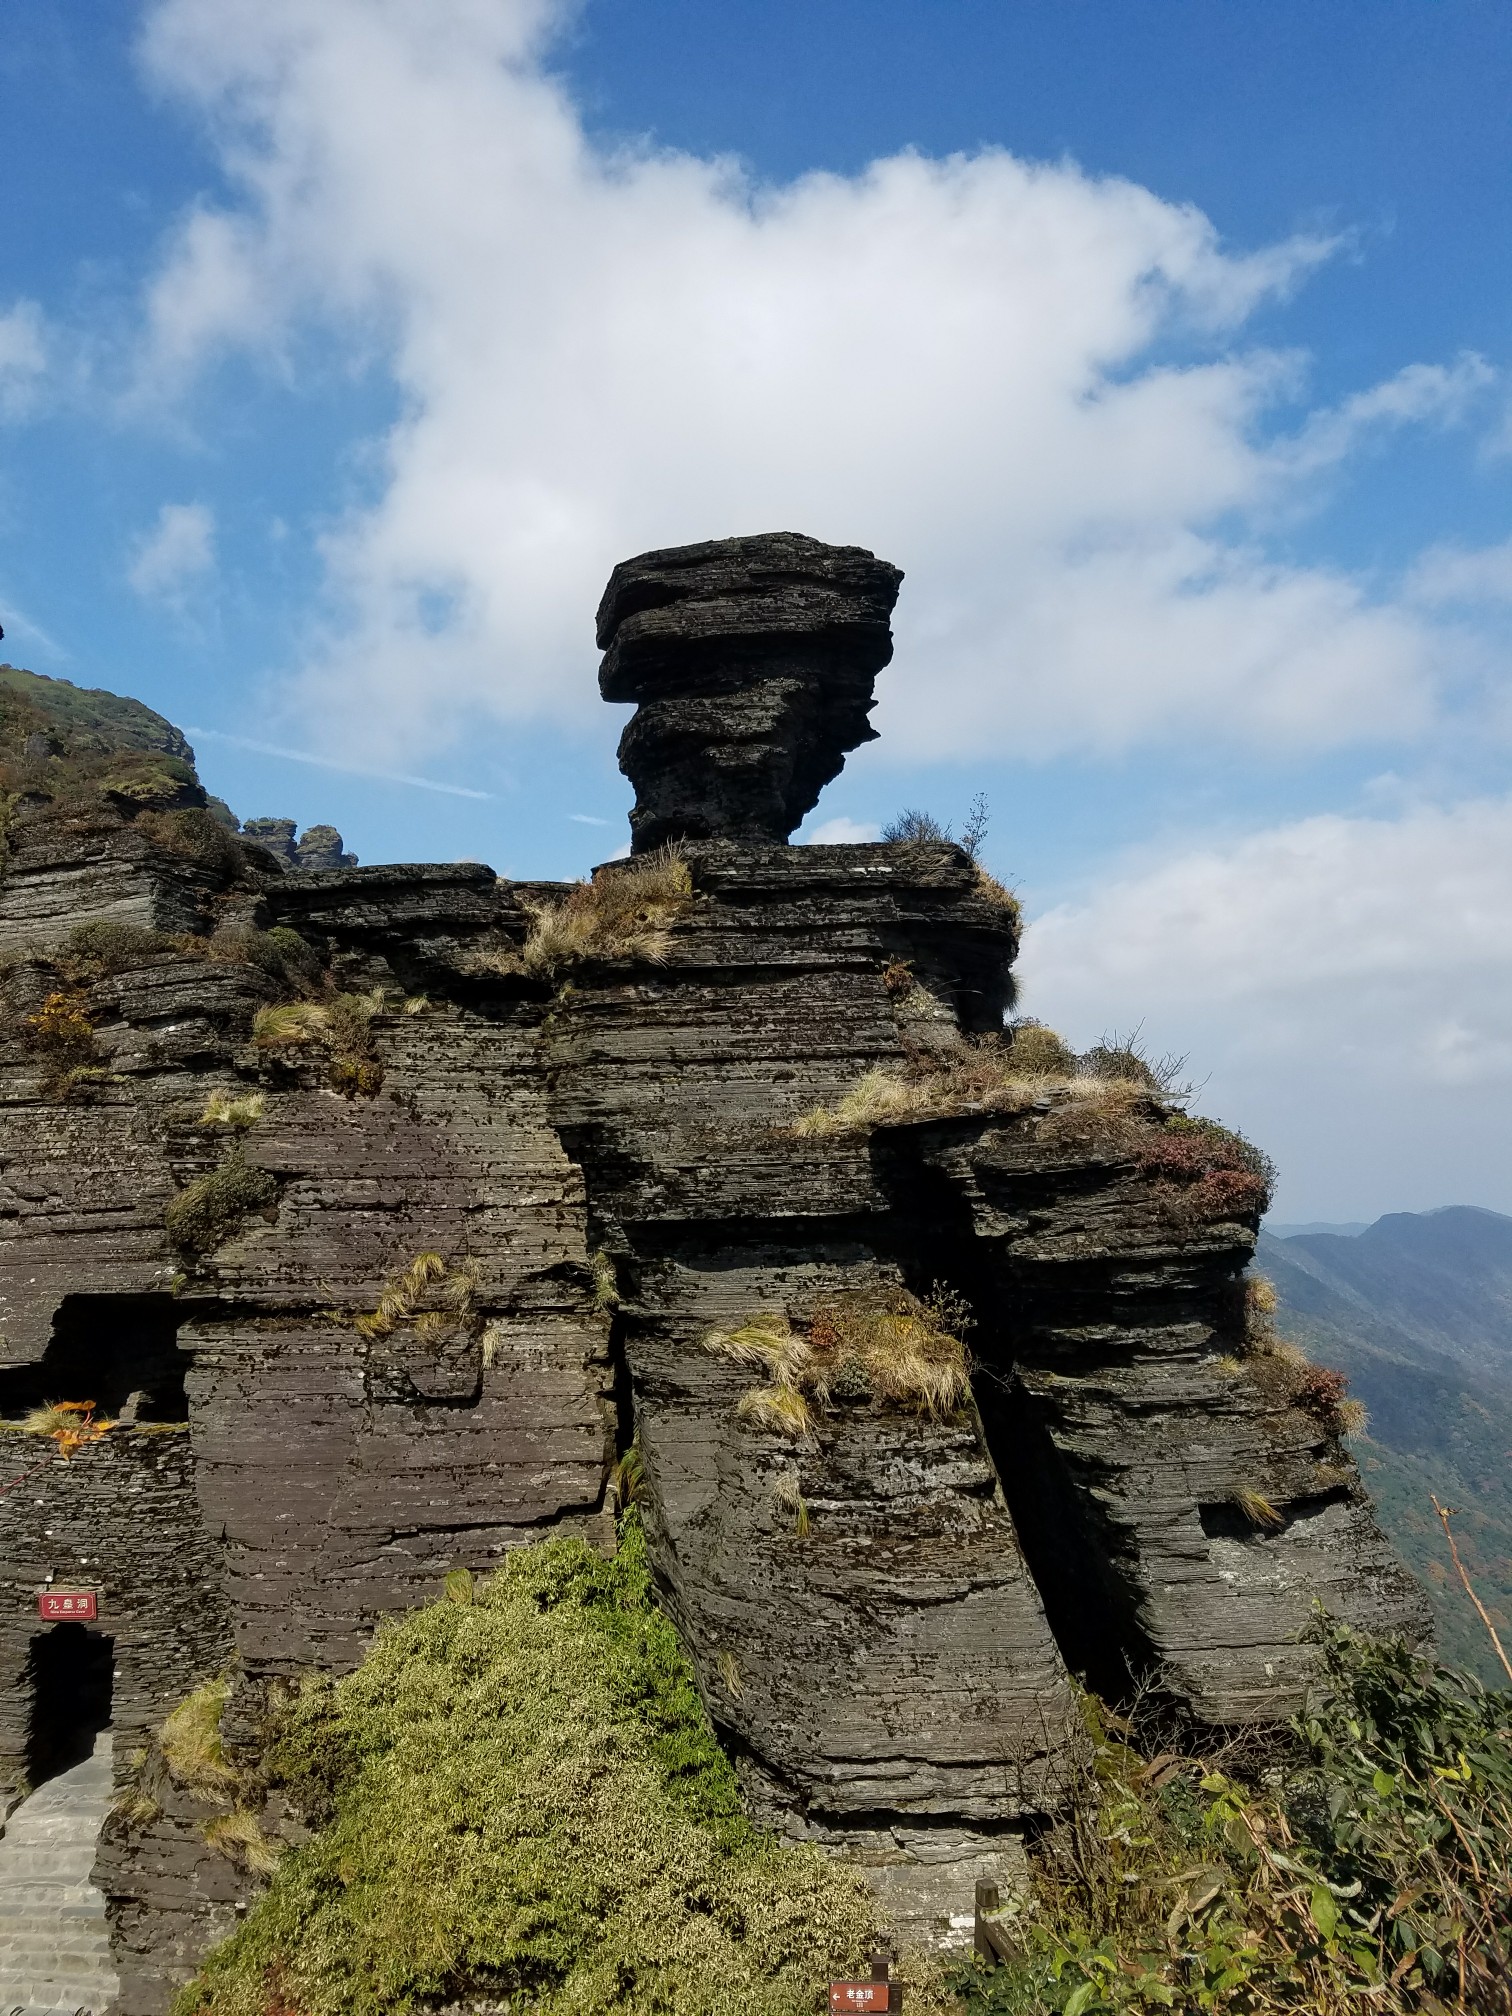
[955,1619,1511,2016]
[166,1155,280,1256]
[177,1520,883,2016]
[136,807,248,875]
[0,666,204,839]
[65,919,184,973]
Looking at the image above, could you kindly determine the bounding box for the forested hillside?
[1259,1208,1512,1681]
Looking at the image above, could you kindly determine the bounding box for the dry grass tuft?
[790,1037,1158,1138]
[1246,1273,1279,1323]
[1236,1279,1368,1440]
[589,1249,621,1312]
[716,1649,744,1700]
[251,1001,328,1048]
[252,990,385,1098]
[1334,1395,1368,1436]
[161,1677,239,1801]
[790,1067,939,1136]
[772,1475,813,1538]
[708,1287,972,1443]
[204,1808,282,1877]
[736,1382,816,1441]
[199,1089,265,1130]
[1233,1485,1285,1530]
[16,1398,112,1457]
[971,862,1022,923]
[515,844,693,977]
[22,1401,86,1438]
[356,1250,479,1346]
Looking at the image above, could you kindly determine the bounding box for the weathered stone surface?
[598,534,902,850]
[0,535,1429,1998]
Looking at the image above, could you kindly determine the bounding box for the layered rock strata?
[598,532,902,851]
[0,547,1427,2009]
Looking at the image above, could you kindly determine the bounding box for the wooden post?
[974,1882,1000,1964]
[974,1879,1018,1966]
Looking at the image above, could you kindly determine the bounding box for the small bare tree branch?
[1432,1494,1512,1684]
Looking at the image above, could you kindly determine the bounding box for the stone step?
[0,1865,101,1881]
[0,1733,119,2016]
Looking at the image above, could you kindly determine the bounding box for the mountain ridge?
[1259,1206,1512,1681]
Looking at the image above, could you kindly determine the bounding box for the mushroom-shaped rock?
[597,532,902,851]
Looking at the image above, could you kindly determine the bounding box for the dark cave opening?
[0,1293,188,1422]
[25,1623,115,1786]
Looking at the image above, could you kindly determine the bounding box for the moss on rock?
[166,1156,280,1257]
[175,1520,896,2016]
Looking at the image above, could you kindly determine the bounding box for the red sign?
[829,1986,889,2013]
[39,1590,97,1622]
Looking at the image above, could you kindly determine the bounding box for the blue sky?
[3,0,1512,1219]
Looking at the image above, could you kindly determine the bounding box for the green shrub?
[207,923,323,993]
[882,808,951,843]
[165,1155,279,1256]
[1079,1031,1189,1097]
[175,1520,896,2016]
[66,919,182,973]
[137,807,247,877]
[953,1620,1512,2016]
[1006,1021,1078,1077]
[99,753,199,807]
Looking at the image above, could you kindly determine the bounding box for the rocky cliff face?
[0,545,1427,2011]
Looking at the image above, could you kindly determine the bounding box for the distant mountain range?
[1259,1207,1512,1683]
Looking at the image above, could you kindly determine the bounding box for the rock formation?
[235,817,359,872]
[599,531,901,850]
[0,544,1427,2013]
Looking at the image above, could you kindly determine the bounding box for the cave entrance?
[0,1294,187,1422]
[25,1623,114,1786]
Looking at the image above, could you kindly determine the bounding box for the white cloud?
[0,301,47,419]
[1279,354,1494,476]
[131,0,1480,767]
[1407,536,1512,607]
[1018,797,1512,1217]
[802,816,882,845]
[127,500,217,605]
